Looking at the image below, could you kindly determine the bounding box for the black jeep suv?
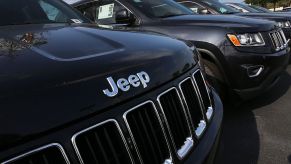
[0,0,223,164]
[66,0,289,100]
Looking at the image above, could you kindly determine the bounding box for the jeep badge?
[103,71,150,97]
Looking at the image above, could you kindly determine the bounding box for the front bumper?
[223,46,290,100]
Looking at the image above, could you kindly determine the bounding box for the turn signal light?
[227,34,241,46]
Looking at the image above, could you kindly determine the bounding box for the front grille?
[158,88,193,159]
[2,69,214,164]
[124,101,172,164]
[72,120,132,164]
[179,78,206,138]
[3,144,69,164]
[193,70,213,120]
[270,29,287,51]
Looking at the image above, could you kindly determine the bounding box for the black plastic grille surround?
[2,144,69,164]
[2,70,214,164]
[72,120,132,164]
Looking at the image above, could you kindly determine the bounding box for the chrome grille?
[72,120,132,164]
[124,101,172,164]
[3,69,214,164]
[179,78,207,138]
[2,144,69,164]
[157,88,193,159]
[270,29,288,51]
[193,70,214,120]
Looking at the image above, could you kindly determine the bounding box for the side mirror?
[115,9,135,24]
[200,9,210,14]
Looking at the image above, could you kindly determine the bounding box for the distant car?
[176,0,291,45]
[282,7,291,12]
[248,5,272,13]
[65,0,290,101]
[225,2,261,13]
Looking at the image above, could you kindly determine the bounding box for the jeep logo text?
[103,71,150,97]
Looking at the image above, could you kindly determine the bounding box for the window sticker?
[190,7,198,13]
[98,3,115,19]
[71,19,82,23]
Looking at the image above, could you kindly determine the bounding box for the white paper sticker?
[71,19,82,23]
[98,3,114,19]
[190,8,198,13]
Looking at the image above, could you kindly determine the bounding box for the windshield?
[127,0,194,18]
[233,3,261,12]
[202,0,240,14]
[0,0,89,26]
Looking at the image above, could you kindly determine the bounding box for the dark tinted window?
[0,0,89,26]
[179,2,205,14]
[128,0,194,18]
[232,3,261,12]
[202,0,239,14]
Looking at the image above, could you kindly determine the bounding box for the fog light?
[243,65,264,78]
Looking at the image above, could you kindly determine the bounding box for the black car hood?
[0,24,195,148]
[236,12,291,21]
[161,14,276,32]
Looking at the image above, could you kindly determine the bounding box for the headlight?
[277,21,291,28]
[227,33,265,46]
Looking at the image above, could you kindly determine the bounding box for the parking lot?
[216,65,291,164]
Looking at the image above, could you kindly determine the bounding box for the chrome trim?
[2,143,70,164]
[270,30,288,51]
[192,70,214,121]
[206,106,214,120]
[71,119,134,164]
[195,120,207,137]
[123,101,173,164]
[247,65,264,78]
[177,137,194,158]
[157,87,194,160]
[178,77,207,138]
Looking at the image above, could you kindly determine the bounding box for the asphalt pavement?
[215,65,291,164]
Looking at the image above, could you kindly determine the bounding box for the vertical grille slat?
[94,132,109,164]
[179,78,206,138]
[3,144,69,164]
[193,70,214,120]
[270,29,287,51]
[124,101,172,164]
[144,109,164,160]
[84,136,99,163]
[167,92,188,143]
[138,111,159,164]
[158,88,193,159]
[72,120,132,164]
[103,128,121,164]
[42,154,49,164]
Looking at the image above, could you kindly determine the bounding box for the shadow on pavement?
[288,155,291,163]
[215,71,291,164]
